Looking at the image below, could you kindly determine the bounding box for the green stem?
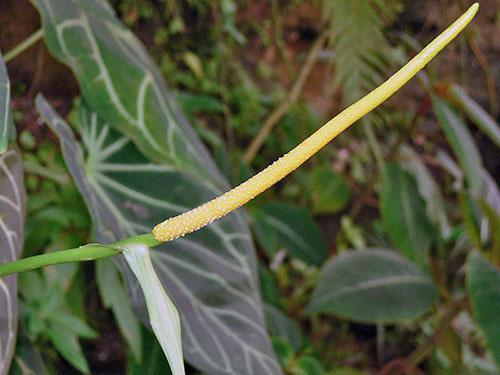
[4,29,44,63]
[0,233,161,277]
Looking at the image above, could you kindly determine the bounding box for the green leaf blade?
[381,163,435,264]
[308,168,351,214]
[0,53,26,375]
[308,249,438,323]
[252,202,328,266]
[467,251,500,368]
[46,325,90,374]
[32,0,220,178]
[264,304,303,352]
[432,96,484,195]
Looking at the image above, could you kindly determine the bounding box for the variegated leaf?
[0,53,26,375]
[36,97,281,375]
[30,0,220,180]
[0,149,25,375]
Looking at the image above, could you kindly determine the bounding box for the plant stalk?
[4,29,44,63]
[0,233,160,277]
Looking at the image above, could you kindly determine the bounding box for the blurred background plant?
[0,0,498,373]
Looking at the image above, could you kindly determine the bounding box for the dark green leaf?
[36,97,280,375]
[467,251,500,367]
[381,163,435,264]
[0,54,26,375]
[252,202,328,266]
[308,249,438,323]
[32,0,224,180]
[308,167,351,214]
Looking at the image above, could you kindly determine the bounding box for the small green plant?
[1,1,498,374]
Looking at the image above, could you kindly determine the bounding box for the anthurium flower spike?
[153,3,479,243]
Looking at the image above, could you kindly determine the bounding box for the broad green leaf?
[308,167,351,214]
[450,84,500,148]
[401,146,451,239]
[308,249,438,323]
[96,258,142,362]
[123,244,184,375]
[432,96,484,195]
[252,202,328,266]
[264,304,303,351]
[31,0,220,179]
[0,54,26,375]
[467,251,500,367]
[0,149,25,375]
[36,97,280,375]
[0,54,13,153]
[381,163,435,264]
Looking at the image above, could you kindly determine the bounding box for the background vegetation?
[0,0,498,373]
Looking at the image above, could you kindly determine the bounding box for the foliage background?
[0,0,498,373]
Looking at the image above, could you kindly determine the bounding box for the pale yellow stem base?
[153,3,479,243]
